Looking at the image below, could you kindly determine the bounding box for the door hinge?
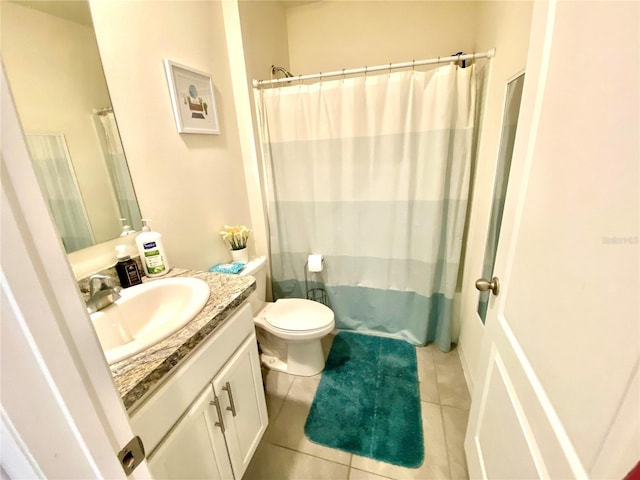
[118,435,145,476]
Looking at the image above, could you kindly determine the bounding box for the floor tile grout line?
[265,374,297,427]
[430,347,443,406]
[437,347,471,480]
[439,403,454,480]
[266,440,353,467]
[423,346,455,479]
[440,401,471,412]
[416,346,440,407]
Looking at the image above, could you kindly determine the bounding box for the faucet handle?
[89,274,108,280]
[89,274,117,296]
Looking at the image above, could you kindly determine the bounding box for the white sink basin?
[90,277,210,365]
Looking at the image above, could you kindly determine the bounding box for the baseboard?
[457,341,475,394]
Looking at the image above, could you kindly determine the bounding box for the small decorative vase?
[230,247,249,264]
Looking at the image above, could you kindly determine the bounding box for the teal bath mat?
[304,332,424,467]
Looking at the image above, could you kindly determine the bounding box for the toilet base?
[260,338,326,377]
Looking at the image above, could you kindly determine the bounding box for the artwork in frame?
[164,59,220,134]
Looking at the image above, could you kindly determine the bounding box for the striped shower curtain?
[96,112,142,232]
[257,64,477,351]
[25,134,94,253]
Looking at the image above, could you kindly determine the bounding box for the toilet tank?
[239,256,267,315]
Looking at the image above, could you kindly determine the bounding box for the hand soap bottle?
[115,245,143,287]
[135,219,170,277]
[119,218,135,236]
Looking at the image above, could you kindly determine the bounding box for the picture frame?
[164,59,220,134]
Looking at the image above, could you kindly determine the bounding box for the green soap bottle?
[135,219,170,277]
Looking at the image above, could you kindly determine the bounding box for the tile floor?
[244,332,471,480]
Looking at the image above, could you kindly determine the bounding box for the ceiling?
[9,0,93,27]
[280,0,321,9]
[11,0,317,26]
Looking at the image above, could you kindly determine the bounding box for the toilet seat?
[255,299,335,341]
[267,298,333,331]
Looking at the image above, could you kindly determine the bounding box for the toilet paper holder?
[304,258,328,306]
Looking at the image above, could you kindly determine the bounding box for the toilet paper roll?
[307,254,323,272]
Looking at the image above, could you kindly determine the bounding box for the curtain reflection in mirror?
[25,134,94,252]
[94,108,143,232]
[2,0,144,251]
[478,73,525,322]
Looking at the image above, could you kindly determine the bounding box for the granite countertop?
[108,268,255,412]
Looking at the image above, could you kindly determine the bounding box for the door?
[212,335,268,479]
[147,386,234,480]
[464,1,639,478]
[1,65,150,478]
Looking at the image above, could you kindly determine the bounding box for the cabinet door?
[212,335,268,479]
[148,386,233,480]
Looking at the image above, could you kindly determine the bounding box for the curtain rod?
[253,48,495,88]
[94,107,113,115]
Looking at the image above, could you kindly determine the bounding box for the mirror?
[477,72,525,322]
[1,0,142,253]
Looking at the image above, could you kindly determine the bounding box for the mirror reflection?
[477,73,525,322]
[2,0,142,253]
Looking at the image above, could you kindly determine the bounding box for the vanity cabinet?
[147,386,233,479]
[131,302,267,480]
[212,335,267,477]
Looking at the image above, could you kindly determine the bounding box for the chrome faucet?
[86,274,121,314]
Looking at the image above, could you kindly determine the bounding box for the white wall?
[286,1,479,74]
[233,0,292,298]
[458,1,533,389]
[239,1,290,81]
[85,0,253,274]
[1,3,121,244]
[236,0,291,262]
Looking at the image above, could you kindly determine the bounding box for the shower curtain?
[96,112,142,231]
[25,134,94,252]
[257,64,477,351]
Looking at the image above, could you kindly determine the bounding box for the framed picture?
[164,59,220,134]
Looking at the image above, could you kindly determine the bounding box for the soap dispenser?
[119,218,135,236]
[115,245,143,287]
[135,219,170,277]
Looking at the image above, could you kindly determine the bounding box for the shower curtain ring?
[412,60,415,71]
[388,62,392,77]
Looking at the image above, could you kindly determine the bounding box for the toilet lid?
[266,298,334,331]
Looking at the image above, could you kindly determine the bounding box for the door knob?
[475,277,500,296]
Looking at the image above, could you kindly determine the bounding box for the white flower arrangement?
[220,225,250,251]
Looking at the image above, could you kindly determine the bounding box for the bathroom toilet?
[240,256,334,376]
